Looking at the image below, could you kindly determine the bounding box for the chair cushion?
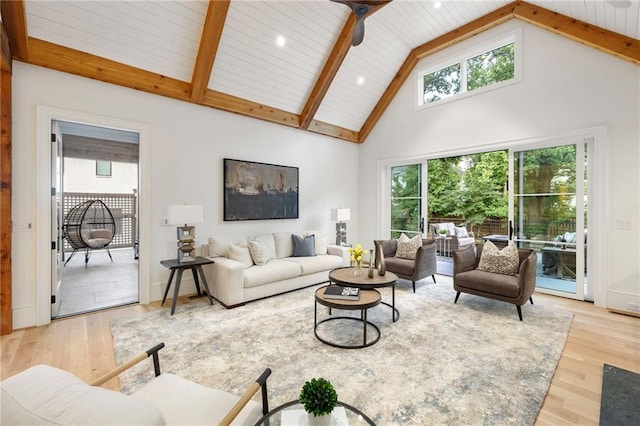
[384,257,415,276]
[454,226,469,238]
[455,270,521,298]
[132,373,262,426]
[1,365,165,425]
[395,234,422,260]
[477,241,519,276]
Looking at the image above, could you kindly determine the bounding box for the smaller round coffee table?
[254,400,375,425]
[314,286,381,349]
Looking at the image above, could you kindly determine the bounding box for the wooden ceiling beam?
[514,1,640,66]
[0,0,29,61]
[25,37,358,142]
[359,2,515,142]
[1,21,12,72]
[27,38,192,100]
[190,0,230,103]
[299,13,355,129]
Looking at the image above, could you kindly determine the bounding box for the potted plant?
[438,229,449,237]
[299,377,338,425]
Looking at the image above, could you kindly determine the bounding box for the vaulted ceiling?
[2,1,639,143]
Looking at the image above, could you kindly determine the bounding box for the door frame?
[377,126,608,307]
[36,106,151,326]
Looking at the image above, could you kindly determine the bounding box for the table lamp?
[167,204,203,262]
[333,208,350,246]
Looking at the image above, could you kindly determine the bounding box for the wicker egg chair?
[63,200,116,267]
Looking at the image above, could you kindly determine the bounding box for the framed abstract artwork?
[223,158,299,221]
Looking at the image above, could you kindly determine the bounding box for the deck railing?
[63,192,137,251]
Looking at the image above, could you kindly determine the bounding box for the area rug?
[110,276,573,425]
[600,364,640,425]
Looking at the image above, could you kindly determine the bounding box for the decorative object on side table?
[332,208,351,245]
[347,243,367,275]
[167,204,203,262]
[299,377,338,426]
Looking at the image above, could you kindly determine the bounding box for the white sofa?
[201,231,350,307]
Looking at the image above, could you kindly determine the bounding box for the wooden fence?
[63,192,137,251]
[429,217,580,240]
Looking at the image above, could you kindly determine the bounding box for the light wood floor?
[1,291,638,424]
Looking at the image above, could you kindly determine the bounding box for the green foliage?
[299,378,338,417]
[467,43,515,91]
[427,157,462,217]
[423,63,461,103]
[460,151,508,221]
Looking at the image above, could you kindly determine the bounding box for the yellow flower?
[348,244,368,264]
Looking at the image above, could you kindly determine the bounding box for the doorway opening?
[52,120,140,319]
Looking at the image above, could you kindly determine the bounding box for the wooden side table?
[160,256,214,315]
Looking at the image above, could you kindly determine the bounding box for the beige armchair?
[375,238,437,293]
[452,244,537,321]
[0,343,271,426]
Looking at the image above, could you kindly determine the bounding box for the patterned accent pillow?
[248,240,271,266]
[395,233,422,260]
[477,241,519,275]
[454,226,469,238]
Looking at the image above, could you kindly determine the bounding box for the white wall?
[64,158,138,194]
[12,63,359,329]
[361,21,640,309]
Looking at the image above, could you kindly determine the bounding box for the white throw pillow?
[250,234,277,260]
[454,226,469,238]
[395,233,422,260]
[226,244,254,269]
[306,231,328,255]
[273,232,294,258]
[248,240,271,266]
[208,237,231,258]
[477,241,519,275]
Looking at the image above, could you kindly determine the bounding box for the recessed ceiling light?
[434,1,442,9]
[357,76,365,85]
[276,35,286,47]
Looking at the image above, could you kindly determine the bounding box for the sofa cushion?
[286,254,344,275]
[250,234,277,260]
[227,244,254,269]
[208,236,233,258]
[395,234,422,260]
[273,232,294,259]
[1,365,165,426]
[292,234,315,257]
[248,240,271,266]
[306,231,328,255]
[132,373,261,426]
[477,241,519,276]
[243,260,302,288]
[457,236,476,247]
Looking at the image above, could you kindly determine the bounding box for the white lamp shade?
[335,208,351,222]
[167,205,203,225]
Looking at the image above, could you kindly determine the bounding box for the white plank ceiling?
[17,0,640,134]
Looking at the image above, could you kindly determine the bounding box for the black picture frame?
[223,158,299,221]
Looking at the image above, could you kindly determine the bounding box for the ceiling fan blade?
[352,14,366,46]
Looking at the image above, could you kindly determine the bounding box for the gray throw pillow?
[292,234,316,257]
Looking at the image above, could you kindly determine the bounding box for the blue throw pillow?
[292,234,316,257]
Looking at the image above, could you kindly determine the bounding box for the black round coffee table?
[254,400,375,425]
[329,267,400,322]
[314,285,381,349]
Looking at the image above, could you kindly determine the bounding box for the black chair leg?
[516,305,523,321]
[530,297,534,305]
[412,281,416,293]
[431,275,436,283]
[454,292,461,303]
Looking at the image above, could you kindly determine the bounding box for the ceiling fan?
[331,0,393,46]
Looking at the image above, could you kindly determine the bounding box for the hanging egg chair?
[63,200,116,267]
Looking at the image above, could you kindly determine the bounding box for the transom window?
[418,33,518,107]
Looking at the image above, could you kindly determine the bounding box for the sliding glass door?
[510,143,587,300]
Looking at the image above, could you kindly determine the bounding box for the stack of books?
[323,285,360,300]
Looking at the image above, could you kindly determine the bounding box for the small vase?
[354,262,362,276]
[368,251,374,278]
[308,413,331,426]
